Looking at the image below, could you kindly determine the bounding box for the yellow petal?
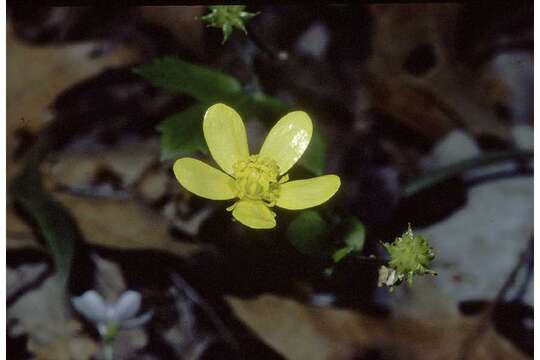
[232,200,276,229]
[276,175,341,210]
[173,158,236,200]
[203,103,250,175]
[259,111,312,175]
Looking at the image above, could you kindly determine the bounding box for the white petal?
[120,310,153,329]
[71,290,108,323]
[112,290,142,322]
[105,304,117,322]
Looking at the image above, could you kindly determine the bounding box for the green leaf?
[157,93,251,161]
[250,93,290,123]
[221,92,259,120]
[133,57,241,101]
[300,130,326,176]
[344,218,365,251]
[287,210,334,259]
[330,217,366,264]
[137,57,328,175]
[158,104,209,160]
[9,162,77,286]
[332,247,352,263]
[157,93,254,161]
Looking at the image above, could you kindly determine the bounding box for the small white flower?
[72,290,152,340]
[377,265,403,289]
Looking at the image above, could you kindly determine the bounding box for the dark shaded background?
[6,4,533,360]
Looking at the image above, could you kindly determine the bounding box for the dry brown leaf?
[366,4,511,141]
[8,275,98,360]
[7,21,141,254]
[31,332,97,360]
[371,79,456,139]
[226,294,529,360]
[7,263,49,299]
[55,192,206,257]
[42,140,161,191]
[8,186,207,260]
[139,6,205,57]
[6,25,139,179]
[6,24,201,258]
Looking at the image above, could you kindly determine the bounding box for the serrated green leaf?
[133,57,241,101]
[287,210,334,259]
[344,218,365,251]
[158,104,208,160]
[9,162,76,286]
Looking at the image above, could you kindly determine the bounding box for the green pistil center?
[233,155,286,206]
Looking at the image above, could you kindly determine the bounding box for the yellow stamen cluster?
[232,155,287,206]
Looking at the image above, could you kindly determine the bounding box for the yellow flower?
[173,103,341,229]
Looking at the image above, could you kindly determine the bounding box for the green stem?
[246,23,287,61]
[353,254,386,266]
[403,150,533,197]
[103,343,114,360]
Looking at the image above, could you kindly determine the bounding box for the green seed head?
[200,6,259,43]
[382,225,436,287]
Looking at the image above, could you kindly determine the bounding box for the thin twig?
[457,236,533,359]
[463,167,533,188]
[403,150,533,197]
[353,254,387,266]
[170,273,239,350]
[102,343,114,360]
[512,243,534,302]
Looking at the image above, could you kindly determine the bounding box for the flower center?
[233,155,285,206]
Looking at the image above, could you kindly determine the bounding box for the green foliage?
[379,225,436,291]
[133,57,241,101]
[200,5,259,43]
[102,323,120,344]
[9,161,76,286]
[157,104,209,160]
[332,218,365,263]
[332,247,352,263]
[287,210,334,259]
[287,211,367,268]
[344,218,366,251]
[249,92,290,122]
[301,131,327,176]
[134,57,327,175]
